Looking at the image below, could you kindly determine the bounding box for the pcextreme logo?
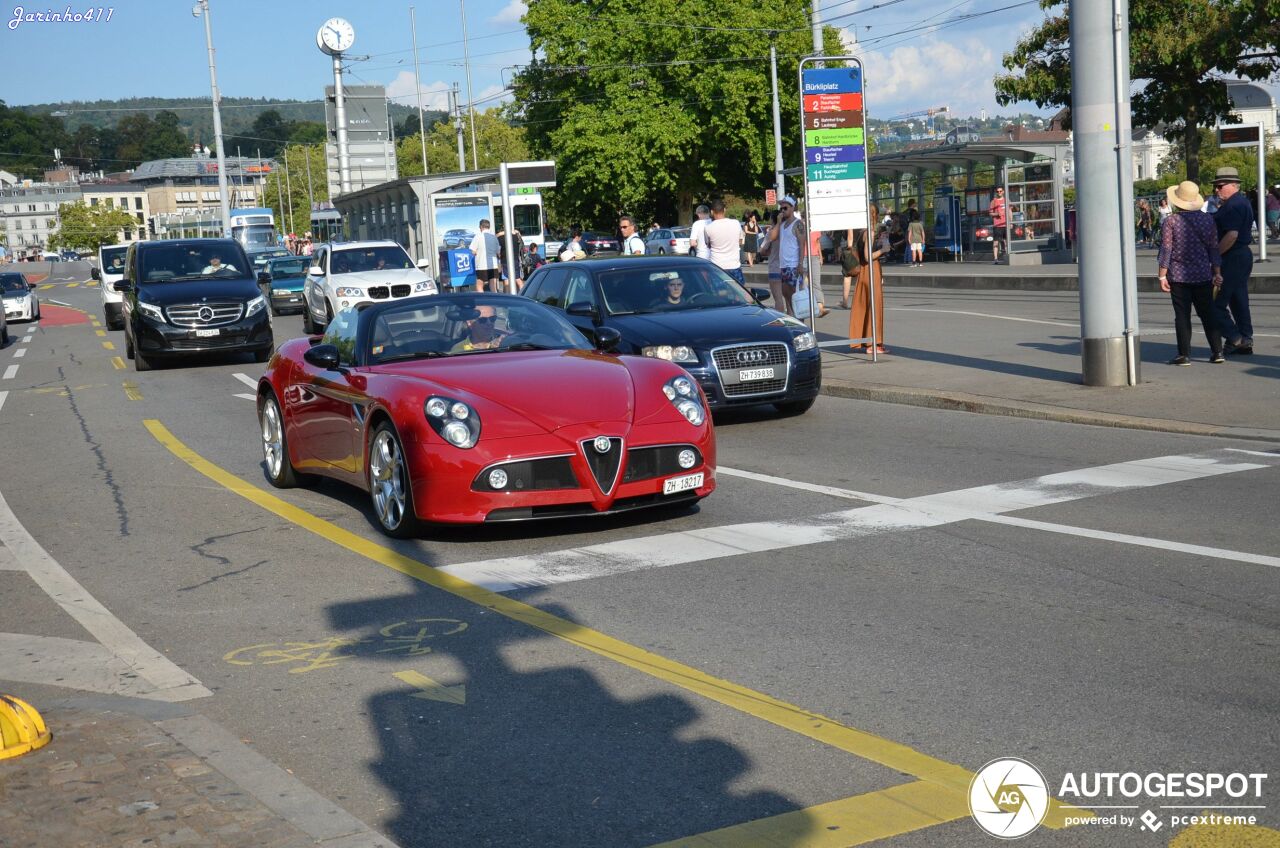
[969,758,1051,839]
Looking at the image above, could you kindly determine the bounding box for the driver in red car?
[450,304,505,351]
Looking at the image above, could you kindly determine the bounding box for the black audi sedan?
[521,256,820,414]
[117,238,274,372]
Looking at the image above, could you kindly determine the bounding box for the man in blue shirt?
[1211,167,1254,355]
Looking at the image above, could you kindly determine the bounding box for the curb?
[819,379,1280,443]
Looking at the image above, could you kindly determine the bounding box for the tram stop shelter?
[867,128,1073,265]
[333,168,546,281]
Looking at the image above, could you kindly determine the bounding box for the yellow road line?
[144,420,1090,837]
[123,382,142,401]
[66,282,79,288]
[111,356,125,370]
[95,329,107,337]
[102,341,115,351]
[653,780,970,847]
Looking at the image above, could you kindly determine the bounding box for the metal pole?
[453,85,466,171]
[304,146,314,214]
[499,163,519,293]
[267,146,284,239]
[333,54,352,193]
[283,150,295,237]
[811,0,823,56]
[410,6,430,177]
[1259,127,1268,262]
[197,0,232,237]
[1071,0,1138,386]
[460,0,479,170]
[769,42,785,200]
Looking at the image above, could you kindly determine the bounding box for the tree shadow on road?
[327,585,816,847]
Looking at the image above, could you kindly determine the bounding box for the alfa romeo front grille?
[580,437,623,495]
[711,342,789,397]
[166,302,244,327]
[622,445,702,483]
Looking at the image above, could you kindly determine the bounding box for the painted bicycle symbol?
[223,618,468,674]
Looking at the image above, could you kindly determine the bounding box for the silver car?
[645,226,692,256]
[1,272,40,325]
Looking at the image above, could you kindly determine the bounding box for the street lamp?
[192,0,232,237]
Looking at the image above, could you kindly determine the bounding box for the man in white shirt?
[619,215,646,255]
[688,204,711,259]
[704,199,745,284]
[468,219,502,292]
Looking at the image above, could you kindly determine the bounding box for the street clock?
[317,17,355,54]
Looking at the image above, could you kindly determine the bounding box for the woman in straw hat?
[1157,181,1224,366]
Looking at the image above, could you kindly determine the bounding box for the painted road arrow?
[394,670,466,705]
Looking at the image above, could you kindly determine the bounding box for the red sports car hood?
[370,349,636,433]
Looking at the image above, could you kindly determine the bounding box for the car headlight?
[412,279,435,293]
[423,394,480,448]
[662,376,706,426]
[244,295,267,317]
[335,286,364,298]
[642,344,698,363]
[793,331,816,352]
[137,301,165,323]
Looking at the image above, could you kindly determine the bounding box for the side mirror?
[566,300,598,319]
[594,326,622,353]
[257,271,272,286]
[303,343,341,370]
[91,267,101,280]
[112,280,132,292]
[750,287,771,303]
[416,259,431,270]
[308,266,324,276]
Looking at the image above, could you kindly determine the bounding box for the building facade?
[81,183,151,245]
[129,154,271,225]
[0,173,83,258]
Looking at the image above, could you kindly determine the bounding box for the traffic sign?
[808,146,865,164]
[803,93,862,113]
[1218,125,1260,148]
[504,160,557,188]
[799,58,869,232]
[765,189,777,206]
[805,111,863,130]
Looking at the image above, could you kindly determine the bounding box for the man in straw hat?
[1210,166,1255,355]
[1158,181,1224,365]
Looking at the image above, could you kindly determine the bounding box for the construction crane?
[878,106,950,138]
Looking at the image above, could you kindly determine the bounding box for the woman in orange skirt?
[849,206,889,353]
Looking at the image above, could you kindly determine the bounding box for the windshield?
[233,224,276,248]
[101,246,128,274]
[598,264,756,314]
[368,296,592,363]
[268,258,309,278]
[139,243,248,283]
[331,246,416,274]
[1,274,28,294]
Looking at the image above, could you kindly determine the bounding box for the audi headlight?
[335,286,364,298]
[245,295,267,317]
[793,331,816,352]
[137,301,165,323]
[642,344,698,363]
[423,394,480,448]
[662,376,706,426]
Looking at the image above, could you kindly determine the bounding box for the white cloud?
[860,37,1005,120]
[385,70,453,112]
[491,0,526,24]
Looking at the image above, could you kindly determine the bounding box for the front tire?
[302,293,320,335]
[134,344,153,371]
[259,391,315,488]
[368,422,423,539]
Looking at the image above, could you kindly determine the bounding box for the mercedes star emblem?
[198,307,214,322]
[593,436,612,454]
[736,349,767,364]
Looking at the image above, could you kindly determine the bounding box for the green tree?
[512,0,828,227]
[395,108,529,177]
[262,144,329,237]
[0,100,68,178]
[994,0,1280,181]
[144,110,190,160]
[46,201,137,252]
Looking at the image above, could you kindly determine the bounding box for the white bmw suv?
[302,241,438,334]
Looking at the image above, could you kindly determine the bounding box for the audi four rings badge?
[736,349,768,364]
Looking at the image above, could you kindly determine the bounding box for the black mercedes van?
[118,239,274,372]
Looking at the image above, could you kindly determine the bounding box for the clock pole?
[333,54,352,194]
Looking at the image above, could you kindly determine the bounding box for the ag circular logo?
[969,758,1050,839]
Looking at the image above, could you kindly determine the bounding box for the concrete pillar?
[1071,0,1140,386]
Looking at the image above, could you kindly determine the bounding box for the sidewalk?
[0,692,397,848]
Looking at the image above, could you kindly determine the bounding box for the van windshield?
[140,244,248,283]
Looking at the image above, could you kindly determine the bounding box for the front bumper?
[133,311,273,357]
[3,299,36,321]
[685,347,822,408]
[404,420,716,524]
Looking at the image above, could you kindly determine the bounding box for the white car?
[1,271,40,324]
[302,241,437,334]
[94,244,130,329]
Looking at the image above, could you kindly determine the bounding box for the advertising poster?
[431,193,492,254]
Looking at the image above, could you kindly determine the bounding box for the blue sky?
[0,0,1274,123]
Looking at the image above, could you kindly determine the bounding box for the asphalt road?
[2,262,1277,847]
